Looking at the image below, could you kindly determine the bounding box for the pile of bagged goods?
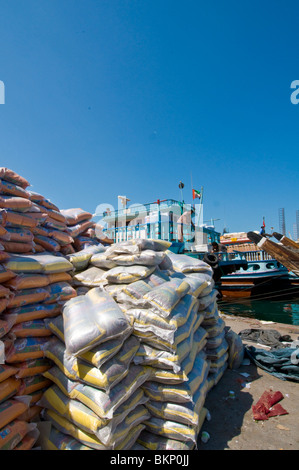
[0,168,243,450]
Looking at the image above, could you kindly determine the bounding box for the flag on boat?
[192,189,201,200]
[262,217,266,228]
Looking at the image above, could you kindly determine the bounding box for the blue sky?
[0,0,298,236]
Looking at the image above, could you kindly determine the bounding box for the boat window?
[252,264,260,271]
[266,263,275,269]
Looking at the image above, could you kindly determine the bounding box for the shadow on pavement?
[197,363,262,450]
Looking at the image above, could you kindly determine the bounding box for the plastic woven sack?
[43,364,151,420]
[142,352,209,404]
[145,380,208,427]
[5,337,50,363]
[73,266,107,287]
[0,420,37,450]
[43,426,94,450]
[4,302,61,324]
[0,179,30,199]
[134,302,202,353]
[90,252,118,270]
[44,335,140,392]
[0,168,30,189]
[0,397,30,429]
[142,279,191,318]
[79,329,133,368]
[126,294,196,342]
[63,288,132,356]
[5,252,73,274]
[144,416,198,443]
[106,250,166,267]
[42,408,112,450]
[44,282,77,304]
[0,377,21,403]
[60,208,93,226]
[103,265,156,284]
[137,430,194,450]
[225,328,244,369]
[166,252,213,274]
[133,333,194,373]
[106,239,171,254]
[0,195,33,211]
[67,245,105,271]
[11,319,52,338]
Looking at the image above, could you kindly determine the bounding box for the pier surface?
[198,314,299,450]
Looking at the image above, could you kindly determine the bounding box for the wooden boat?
[273,232,299,251]
[215,231,299,299]
[215,256,295,298]
[247,232,299,278]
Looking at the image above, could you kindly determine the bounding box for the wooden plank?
[247,232,299,277]
[273,232,299,251]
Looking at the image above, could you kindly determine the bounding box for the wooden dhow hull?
[247,232,299,278]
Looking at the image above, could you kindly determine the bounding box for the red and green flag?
[192,189,201,200]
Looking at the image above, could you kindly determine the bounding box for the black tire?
[203,253,219,268]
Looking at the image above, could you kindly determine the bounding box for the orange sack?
[0,168,30,189]
[14,358,52,379]
[0,298,10,314]
[11,319,52,338]
[5,211,38,228]
[19,374,52,395]
[5,337,50,363]
[0,420,36,450]
[0,264,16,284]
[5,227,34,243]
[7,287,50,309]
[0,225,10,240]
[0,179,30,198]
[0,398,29,429]
[4,302,61,324]
[0,377,21,403]
[17,404,42,424]
[0,195,33,211]
[1,240,34,253]
[0,364,18,384]
[5,271,72,290]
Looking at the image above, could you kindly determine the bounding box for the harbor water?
[218,296,299,326]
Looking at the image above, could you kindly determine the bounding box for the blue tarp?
[245,345,299,382]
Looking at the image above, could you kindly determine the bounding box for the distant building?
[101,198,220,250]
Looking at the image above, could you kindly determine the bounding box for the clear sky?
[0,0,298,236]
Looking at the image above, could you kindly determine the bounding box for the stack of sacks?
[0,168,37,254]
[72,240,213,450]
[66,244,107,296]
[102,248,211,450]
[0,251,76,449]
[161,252,229,391]
[0,304,40,449]
[38,240,173,450]
[69,239,173,300]
[0,167,75,255]
[59,208,98,254]
[27,192,74,254]
[64,239,231,450]
[39,287,152,450]
[33,239,232,451]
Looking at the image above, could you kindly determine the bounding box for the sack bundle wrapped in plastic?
[37,282,152,450]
